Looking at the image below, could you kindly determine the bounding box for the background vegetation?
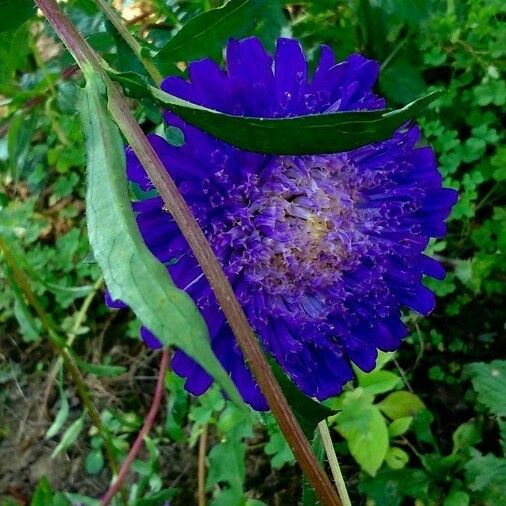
[0,0,504,505]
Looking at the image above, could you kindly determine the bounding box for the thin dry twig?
[100,348,170,506]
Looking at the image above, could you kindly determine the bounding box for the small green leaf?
[357,370,401,395]
[388,416,413,438]
[0,0,35,32]
[443,490,470,506]
[73,357,127,378]
[463,360,506,416]
[79,69,242,405]
[135,489,177,506]
[451,421,482,454]
[336,390,389,476]
[51,416,85,458]
[46,389,70,439]
[155,0,266,70]
[385,447,409,469]
[109,69,441,155]
[378,391,425,420]
[84,449,104,475]
[264,432,294,469]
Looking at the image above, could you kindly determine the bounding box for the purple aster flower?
[109,37,457,410]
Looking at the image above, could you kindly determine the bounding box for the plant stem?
[0,235,126,505]
[34,1,342,504]
[318,421,352,506]
[93,0,163,84]
[198,424,208,506]
[101,348,170,506]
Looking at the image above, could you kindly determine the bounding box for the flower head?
[117,37,456,409]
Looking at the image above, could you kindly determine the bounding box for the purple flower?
[113,37,456,410]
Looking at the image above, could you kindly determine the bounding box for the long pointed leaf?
[110,69,441,155]
[79,69,243,406]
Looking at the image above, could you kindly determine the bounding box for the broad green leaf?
[335,390,389,476]
[463,360,506,416]
[388,416,413,438]
[79,69,242,406]
[74,357,127,378]
[378,391,425,420]
[51,415,85,458]
[357,369,401,395]
[110,69,441,155]
[154,0,266,69]
[0,0,34,32]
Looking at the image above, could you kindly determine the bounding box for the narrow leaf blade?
[109,70,441,155]
[155,0,265,67]
[79,69,242,406]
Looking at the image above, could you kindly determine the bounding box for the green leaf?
[443,490,470,506]
[51,416,85,458]
[150,86,442,155]
[270,360,335,439]
[46,389,70,439]
[357,369,401,395]
[110,69,441,155]
[463,360,506,416]
[64,493,100,506]
[465,451,506,500]
[31,477,53,506]
[73,357,127,378]
[206,439,246,502]
[385,447,409,469]
[451,421,482,454]
[264,431,294,469]
[154,0,266,69]
[335,389,389,476]
[388,416,413,438]
[79,69,242,405]
[84,449,104,475]
[0,0,34,32]
[359,468,430,506]
[135,489,177,506]
[378,391,425,420]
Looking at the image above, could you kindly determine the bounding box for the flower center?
[237,155,369,298]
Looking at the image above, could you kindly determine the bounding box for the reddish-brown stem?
[101,349,170,506]
[34,1,342,504]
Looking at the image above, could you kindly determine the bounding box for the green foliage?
[1,0,505,505]
[80,70,242,405]
[154,0,272,68]
[0,0,35,33]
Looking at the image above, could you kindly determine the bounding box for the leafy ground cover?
[0,1,505,505]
